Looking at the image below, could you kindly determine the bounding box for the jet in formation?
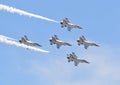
[49,35,72,48]
[67,52,89,66]
[77,36,99,49]
[60,18,82,31]
[19,35,42,47]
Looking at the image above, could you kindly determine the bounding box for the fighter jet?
[19,35,42,47]
[67,52,89,66]
[77,36,99,49]
[49,35,72,48]
[60,18,82,31]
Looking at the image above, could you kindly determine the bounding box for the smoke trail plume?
[0,4,59,23]
[0,35,49,53]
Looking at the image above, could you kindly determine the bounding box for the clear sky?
[0,0,120,85]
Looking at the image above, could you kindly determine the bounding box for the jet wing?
[81,36,86,41]
[65,18,70,23]
[74,59,89,66]
[73,25,82,29]
[63,42,72,46]
[67,23,82,31]
[56,44,61,48]
[32,43,42,47]
[24,35,29,41]
[91,43,99,47]
[67,27,72,31]
[74,60,79,66]
[54,35,59,40]
[79,59,89,64]
[27,40,42,47]
[84,44,89,49]
[71,52,77,58]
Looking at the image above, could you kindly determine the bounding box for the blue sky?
[0,0,120,85]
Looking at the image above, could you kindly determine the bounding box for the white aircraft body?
[67,52,89,66]
[77,36,99,49]
[60,18,82,31]
[19,35,42,47]
[49,35,72,48]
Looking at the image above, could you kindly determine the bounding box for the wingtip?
[87,62,90,64]
[96,44,100,47]
[78,26,83,29]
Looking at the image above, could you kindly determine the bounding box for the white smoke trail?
[0,35,49,53]
[0,4,59,23]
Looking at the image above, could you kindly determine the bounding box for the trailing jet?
[67,52,89,66]
[77,36,99,49]
[19,35,42,47]
[49,35,72,48]
[60,18,82,31]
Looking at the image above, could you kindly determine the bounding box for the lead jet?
[67,52,89,66]
[49,35,72,48]
[60,18,82,31]
[77,36,99,49]
[19,35,42,47]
